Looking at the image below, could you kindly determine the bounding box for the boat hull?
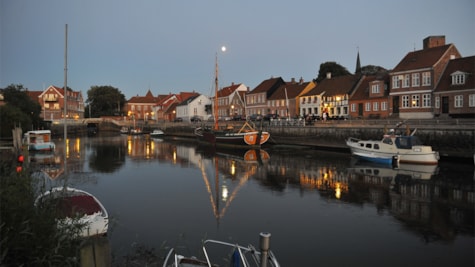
[346,137,439,165]
[352,151,397,165]
[197,128,270,148]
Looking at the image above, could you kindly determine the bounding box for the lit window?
[412,95,420,107]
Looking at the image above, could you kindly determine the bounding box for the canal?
[30,134,474,266]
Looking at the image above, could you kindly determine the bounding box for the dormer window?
[451,71,466,85]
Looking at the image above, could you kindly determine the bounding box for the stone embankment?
[49,118,474,161]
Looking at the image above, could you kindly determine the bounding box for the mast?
[214,52,219,130]
[63,24,68,141]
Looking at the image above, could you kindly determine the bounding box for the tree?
[0,84,42,136]
[86,85,126,118]
[360,65,388,75]
[314,62,351,83]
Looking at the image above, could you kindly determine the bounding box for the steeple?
[355,48,361,74]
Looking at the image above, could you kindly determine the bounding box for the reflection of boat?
[346,122,439,165]
[348,160,439,180]
[29,152,63,180]
[194,53,269,148]
[163,232,280,267]
[23,130,55,151]
[35,187,109,237]
[150,129,164,138]
[120,127,129,134]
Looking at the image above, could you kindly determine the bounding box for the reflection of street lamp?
[231,105,234,115]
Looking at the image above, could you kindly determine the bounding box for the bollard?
[259,232,271,267]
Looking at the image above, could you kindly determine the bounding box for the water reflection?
[27,135,474,266]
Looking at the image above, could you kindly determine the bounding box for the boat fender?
[231,249,241,267]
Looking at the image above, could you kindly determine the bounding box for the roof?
[391,44,457,72]
[434,56,475,93]
[217,83,243,97]
[128,89,157,104]
[268,81,312,100]
[312,75,360,96]
[350,73,390,100]
[248,77,285,95]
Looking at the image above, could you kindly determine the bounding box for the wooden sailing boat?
[194,52,270,148]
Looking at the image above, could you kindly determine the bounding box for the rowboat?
[346,123,439,165]
[35,187,108,237]
[23,130,55,151]
[162,232,280,267]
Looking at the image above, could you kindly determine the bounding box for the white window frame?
[422,94,431,108]
[392,76,400,89]
[452,73,466,85]
[365,102,371,111]
[371,84,380,94]
[422,72,431,86]
[373,102,379,111]
[403,74,410,88]
[469,94,475,107]
[402,95,410,108]
[351,103,356,112]
[435,96,440,109]
[454,95,463,108]
[381,101,388,111]
[412,73,420,87]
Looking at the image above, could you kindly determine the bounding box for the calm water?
[30,134,474,267]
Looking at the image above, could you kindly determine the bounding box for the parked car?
[263,114,280,121]
[173,117,183,122]
[247,114,262,121]
[232,114,246,121]
[190,115,202,122]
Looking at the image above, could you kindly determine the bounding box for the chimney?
[299,77,304,84]
[291,77,295,83]
[326,72,332,79]
[423,35,446,49]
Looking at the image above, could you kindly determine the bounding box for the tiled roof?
[268,82,312,100]
[351,74,389,100]
[249,77,285,94]
[217,83,242,97]
[434,56,475,93]
[128,89,157,104]
[314,75,360,96]
[391,44,455,72]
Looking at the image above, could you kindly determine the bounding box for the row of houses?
[22,35,475,122]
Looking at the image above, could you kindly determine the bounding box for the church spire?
[355,47,361,74]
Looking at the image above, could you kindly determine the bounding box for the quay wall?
[50,119,475,160]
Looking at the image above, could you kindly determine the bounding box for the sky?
[1,0,474,100]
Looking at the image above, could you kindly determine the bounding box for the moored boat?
[35,187,109,237]
[346,123,439,165]
[352,151,399,165]
[195,122,270,149]
[162,232,280,267]
[23,130,55,151]
[150,129,165,138]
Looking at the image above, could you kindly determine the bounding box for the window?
[392,76,400,88]
[455,95,463,108]
[381,101,388,111]
[435,96,440,108]
[469,94,475,107]
[422,94,431,107]
[412,95,420,107]
[371,84,380,94]
[422,72,431,86]
[412,73,420,87]
[402,95,410,108]
[351,103,356,112]
[403,74,410,88]
[451,73,466,85]
[365,102,371,111]
[373,102,379,111]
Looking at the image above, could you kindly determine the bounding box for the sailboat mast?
[214,53,219,130]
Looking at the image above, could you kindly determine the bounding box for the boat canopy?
[395,136,423,149]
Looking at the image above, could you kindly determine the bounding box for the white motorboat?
[346,124,439,165]
[150,129,165,138]
[35,187,108,237]
[163,232,280,267]
[23,130,55,151]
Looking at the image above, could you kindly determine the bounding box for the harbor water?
[30,134,474,266]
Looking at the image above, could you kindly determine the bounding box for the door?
[442,96,449,114]
[392,96,399,114]
[358,103,363,117]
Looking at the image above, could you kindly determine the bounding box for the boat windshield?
[395,136,422,149]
